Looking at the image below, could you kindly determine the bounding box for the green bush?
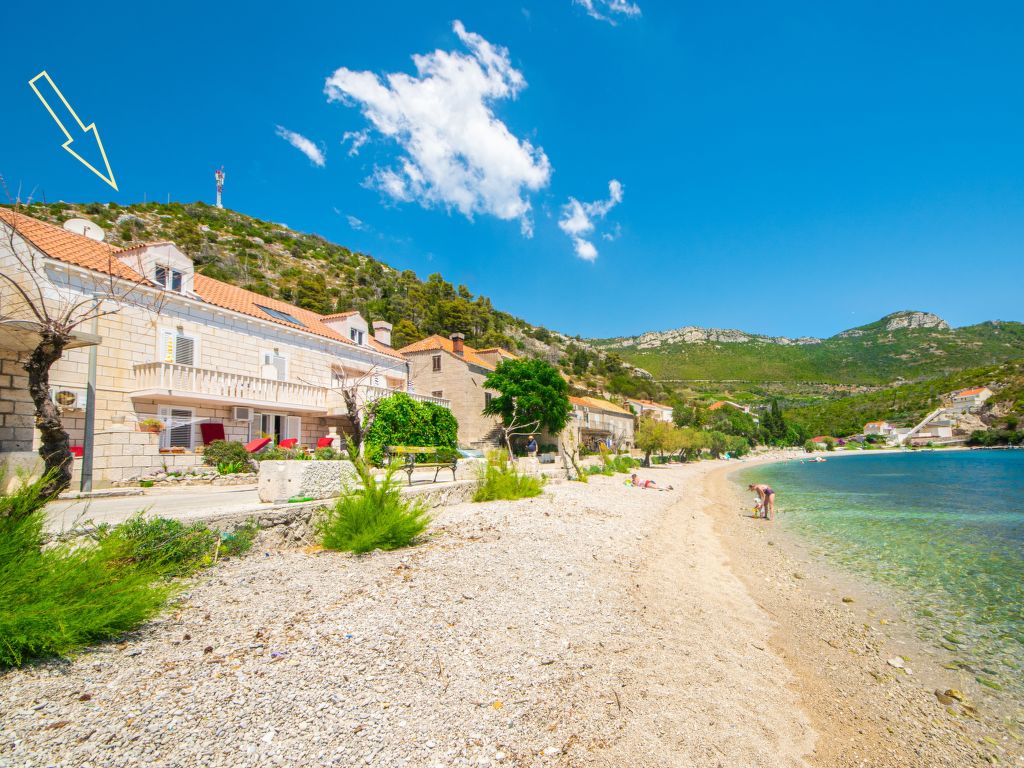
[0,475,174,667]
[202,440,253,470]
[217,460,247,475]
[254,446,311,461]
[316,449,431,554]
[804,439,817,453]
[473,454,545,502]
[103,514,219,577]
[363,393,459,466]
[218,519,258,557]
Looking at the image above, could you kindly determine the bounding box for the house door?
[253,413,284,444]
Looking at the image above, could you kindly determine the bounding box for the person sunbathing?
[630,474,673,490]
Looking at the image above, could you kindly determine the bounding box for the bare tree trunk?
[24,328,72,496]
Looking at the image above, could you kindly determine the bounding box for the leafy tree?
[483,359,572,436]
[391,319,422,349]
[363,393,458,465]
[636,419,676,467]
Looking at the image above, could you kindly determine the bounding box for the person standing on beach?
[748,483,777,520]
[526,435,538,458]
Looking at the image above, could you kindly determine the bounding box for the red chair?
[200,422,227,445]
[244,437,271,454]
[316,437,334,449]
[69,446,84,458]
[278,438,298,449]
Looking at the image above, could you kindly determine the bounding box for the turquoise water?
[739,450,1024,694]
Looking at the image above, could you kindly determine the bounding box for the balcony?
[326,385,450,416]
[132,362,327,413]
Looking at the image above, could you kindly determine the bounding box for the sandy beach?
[1,456,1020,767]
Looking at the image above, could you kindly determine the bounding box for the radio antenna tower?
[215,167,225,209]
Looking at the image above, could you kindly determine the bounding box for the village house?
[863,420,895,436]
[626,397,674,423]
[399,333,517,449]
[566,396,635,451]
[950,386,993,412]
[0,209,447,489]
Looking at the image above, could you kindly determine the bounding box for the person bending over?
[748,483,777,519]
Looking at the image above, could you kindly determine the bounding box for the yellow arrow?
[28,71,118,191]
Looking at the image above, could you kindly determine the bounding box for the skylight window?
[256,304,305,327]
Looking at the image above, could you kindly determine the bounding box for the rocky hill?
[592,311,1024,386]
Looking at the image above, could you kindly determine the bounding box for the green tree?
[483,359,572,436]
[636,419,676,467]
[391,319,422,349]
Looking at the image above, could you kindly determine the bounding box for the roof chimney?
[450,332,465,357]
[372,320,393,347]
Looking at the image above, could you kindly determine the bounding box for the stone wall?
[0,351,34,454]
[257,459,358,503]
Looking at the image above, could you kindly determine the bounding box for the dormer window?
[350,328,365,345]
[155,265,183,293]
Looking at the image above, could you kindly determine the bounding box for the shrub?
[363,393,458,466]
[104,514,219,577]
[218,519,258,557]
[254,446,311,461]
[804,439,817,453]
[317,448,431,554]
[0,475,174,667]
[202,440,253,469]
[217,460,247,475]
[474,453,545,502]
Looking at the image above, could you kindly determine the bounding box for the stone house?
[0,209,447,489]
[863,420,895,436]
[626,398,673,423]
[950,387,993,412]
[566,396,635,451]
[399,333,516,449]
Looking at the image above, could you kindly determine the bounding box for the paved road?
[47,485,264,530]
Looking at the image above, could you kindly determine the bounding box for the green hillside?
[785,360,1024,437]
[594,315,1024,386]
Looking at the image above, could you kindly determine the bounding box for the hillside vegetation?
[594,313,1024,386]
[785,360,1024,437]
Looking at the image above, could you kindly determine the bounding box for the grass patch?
[317,451,431,554]
[473,453,545,502]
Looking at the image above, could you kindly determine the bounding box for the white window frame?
[260,350,289,381]
[158,406,194,450]
[159,329,199,366]
[155,265,184,293]
[349,328,365,345]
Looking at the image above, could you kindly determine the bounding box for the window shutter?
[161,331,175,363]
[167,408,193,448]
[285,416,301,442]
[155,265,168,288]
[174,336,195,366]
[273,355,287,381]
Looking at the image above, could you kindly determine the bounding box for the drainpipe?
[80,312,99,492]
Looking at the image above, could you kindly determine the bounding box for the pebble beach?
[1,456,1020,767]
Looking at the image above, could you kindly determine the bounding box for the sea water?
[739,450,1024,695]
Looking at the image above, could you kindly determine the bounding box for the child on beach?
[748,483,777,520]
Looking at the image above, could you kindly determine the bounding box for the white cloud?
[558,179,624,261]
[341,129,369,156]
[574,0,641,24]
[324,20,551,236]
[346,215,367,231]
[275,126,326,167]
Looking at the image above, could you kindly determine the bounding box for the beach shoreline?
[712,452,1022,767]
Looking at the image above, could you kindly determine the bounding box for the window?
[158,407,193,449]
[261,351,288,381]
[432,390,444,399]
[155,265,184,293]
[160,330,196,366]
[485,392,493,408]
[255,304,306,327]
[431,354,442,372]
[349,328,365,345]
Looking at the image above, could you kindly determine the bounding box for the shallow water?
[739,450,1024,696]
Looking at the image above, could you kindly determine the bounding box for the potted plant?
[139,418,164,433]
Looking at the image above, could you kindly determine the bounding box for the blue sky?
[4,1,1023,339]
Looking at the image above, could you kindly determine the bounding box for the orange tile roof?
[864,420,887,426]
[192,276,404,359]
[955,387,988,397]
[1,208,405,360]
[708,401,726,410]
[570,396,633,416]
[476,347,519,359]
[321,311,359,320]
[398,334,506,370]
[0,208,148,283]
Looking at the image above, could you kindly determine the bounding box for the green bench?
[384,446,458,485]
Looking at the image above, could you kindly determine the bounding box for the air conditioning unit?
[50,386,87,410]
[232,406,253,421]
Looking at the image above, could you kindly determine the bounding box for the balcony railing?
[326,385,450,415]
[132,362,327,412]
